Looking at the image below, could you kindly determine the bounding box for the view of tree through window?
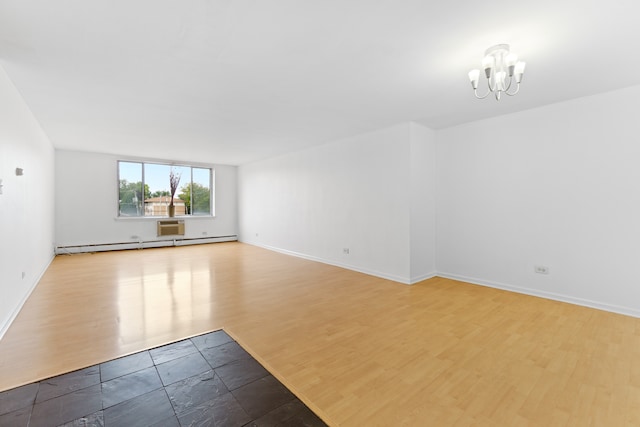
[118,161,213,217]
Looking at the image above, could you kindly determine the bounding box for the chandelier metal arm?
[505,83,520,96]
[473,88,490,99]
[504,75,513,92]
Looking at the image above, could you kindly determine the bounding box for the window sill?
[114,215,215,221]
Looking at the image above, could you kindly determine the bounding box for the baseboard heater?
[157,220,185,236]
[55,235,238,255]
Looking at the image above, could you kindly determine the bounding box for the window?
[118,161,213,217]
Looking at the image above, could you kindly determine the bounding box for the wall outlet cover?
[534,265,549,274]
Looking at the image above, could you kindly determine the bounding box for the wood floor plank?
[1,242,639,425]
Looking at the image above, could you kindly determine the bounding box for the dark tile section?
[103,388,174,427]
[0,406,31,427]
[0,382,38,415]
[245,399,327,427]
[149,415,180,426]
[100,350,154,382]
[35,366,100,403]
[282,405,327,427]
[0,329,327,427]
[101,366,163,408]
[232,375,295,419]
[215,358,270,391]
[30,383,102,427]
[201,341,253,369]
[59,410,104,427]
[165,370,228,414]
[149,339,198,365]
[177,392,251,427]
[190,329,234,351]
[156,351,211,386]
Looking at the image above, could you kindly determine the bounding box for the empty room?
[1,1,640,426]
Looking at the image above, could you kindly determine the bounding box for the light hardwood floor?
[1,242,639,425]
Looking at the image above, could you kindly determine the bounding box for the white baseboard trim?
[410,272,437,285]
[0,254,55,341]
[242,240,413,284]
[437,271,640,319]
[56,235,238,254]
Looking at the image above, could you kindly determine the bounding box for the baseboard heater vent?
[55,235,238,254]
[157,220,185,236]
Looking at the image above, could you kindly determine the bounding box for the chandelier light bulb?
[482,55,494,78]
[482,55,494,70]
[468,69,480,89]
[468,44,525,101]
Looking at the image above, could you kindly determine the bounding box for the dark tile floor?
[0,330,327,427]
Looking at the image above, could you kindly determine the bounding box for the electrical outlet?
[202,231,208,236]
[343,248,350,255]
[21,271,26,279]
[131,235,139,240]
[534,265,549,274]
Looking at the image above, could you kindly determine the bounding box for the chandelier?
[468,44,526,100]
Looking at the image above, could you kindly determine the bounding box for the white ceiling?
[1,0,639,165]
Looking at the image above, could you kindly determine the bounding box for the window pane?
[191,168,211,215]
[118,162,143,216]
[144,164,189,216]
[118,161,213,218]
[144,163,170,216]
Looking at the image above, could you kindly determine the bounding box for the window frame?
[117,160,215,219]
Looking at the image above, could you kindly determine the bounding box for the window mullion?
[141,163,146,216]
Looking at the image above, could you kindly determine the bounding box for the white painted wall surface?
[0,66,55,338]
[409,123,437,282]
[436,85,640,316]
[238,124,414,282]
[55,150,237,247]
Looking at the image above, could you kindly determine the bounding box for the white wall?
[238,122,437,283]
[55,150,237,248]
[6,62,637,340]
[0,66,55,338]
[410,123,437,281]
[436,85,640,317]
